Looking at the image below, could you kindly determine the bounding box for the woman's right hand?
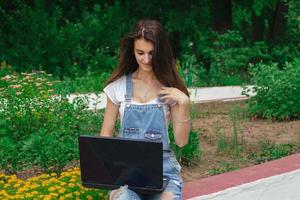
[100,97,119,137]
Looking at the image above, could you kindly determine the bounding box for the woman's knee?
[160,191,174,200]
[109,185,141,200]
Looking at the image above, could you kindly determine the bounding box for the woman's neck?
[133,69,156,82]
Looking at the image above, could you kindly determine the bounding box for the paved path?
[183,153,300,200]
[67,85,255,110]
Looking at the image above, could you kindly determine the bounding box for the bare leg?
[109,185,141,200]
[160,191,174,200]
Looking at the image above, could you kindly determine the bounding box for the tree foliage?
[0,0,299,86]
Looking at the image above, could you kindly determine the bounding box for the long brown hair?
[107,19,189,96]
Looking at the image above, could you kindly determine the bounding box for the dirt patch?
[181,101,300,182]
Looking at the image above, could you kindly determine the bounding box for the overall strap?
[125,73,132,101]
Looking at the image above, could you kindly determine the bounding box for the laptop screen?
[79,135,163,192]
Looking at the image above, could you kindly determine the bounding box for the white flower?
[1,75,11,81]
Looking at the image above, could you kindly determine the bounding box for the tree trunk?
[268,1,289,41]
[252,12,265,41]
[169,31,181,60]
[211,0,232,33]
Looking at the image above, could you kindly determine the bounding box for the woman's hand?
[158,86,190,105]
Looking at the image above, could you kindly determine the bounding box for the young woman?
[100,19,191,200]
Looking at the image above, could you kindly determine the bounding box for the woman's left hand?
[158,87,190,105]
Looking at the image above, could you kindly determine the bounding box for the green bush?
[200,31,271,86]
[169,126,201,166]
[0,137,19,174]
[178,53,207,87]
[0,71,103,175]
[54,71,110,95]
[244,59,300,120]
[250,140,298,164]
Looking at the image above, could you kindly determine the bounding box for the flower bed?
[0,168,108,199]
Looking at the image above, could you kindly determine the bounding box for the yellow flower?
[30,183,39,189]
[68,183,75,187]
[44,194,53,200]
[42,180,50,186]
[12,194,22,199]
[58,188,66,194]
[28,176,39,182]
[74,191,80,196]
[59,196,65,200]
[47,178,58,185]
[87,195,93,200]
[13,183,21,188]
[40,174,50,179]
[30,191,39,195]
[48,186,56,192]
[25,193,34,198]
[65,193,73,198]
[10,174,17,179]
[60,182,67,186]
[17,187,27,193]
[0,190,9,196]
[52,193,58,197]
[69,178,76,182]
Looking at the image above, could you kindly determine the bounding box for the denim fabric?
[110,74,182,200]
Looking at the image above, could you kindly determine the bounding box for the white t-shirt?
[103,75,176,130]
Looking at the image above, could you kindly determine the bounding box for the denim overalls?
[109,74,183,200]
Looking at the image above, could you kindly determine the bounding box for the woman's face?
[134,38,154,72]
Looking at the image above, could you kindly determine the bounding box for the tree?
[212,0,232,33]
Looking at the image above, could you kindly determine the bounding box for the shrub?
[0,71,103,175]
[178,53,206,87]
[169,127,201,166]
[199,31,271,86]
[54,71,111,94]
[244,59,300,120]
[250,140,297,164]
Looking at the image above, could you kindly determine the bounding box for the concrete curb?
[67,85,255,110]
[183,153,300,200]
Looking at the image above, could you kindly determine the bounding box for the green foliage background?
[0,0,299,88]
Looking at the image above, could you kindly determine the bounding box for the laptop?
[78,135,169,193]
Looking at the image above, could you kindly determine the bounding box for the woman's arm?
[159,87,191,147]
[100,97,120,137]
[170,100,191,147]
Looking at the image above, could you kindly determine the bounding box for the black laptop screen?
[79,136,163,191]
